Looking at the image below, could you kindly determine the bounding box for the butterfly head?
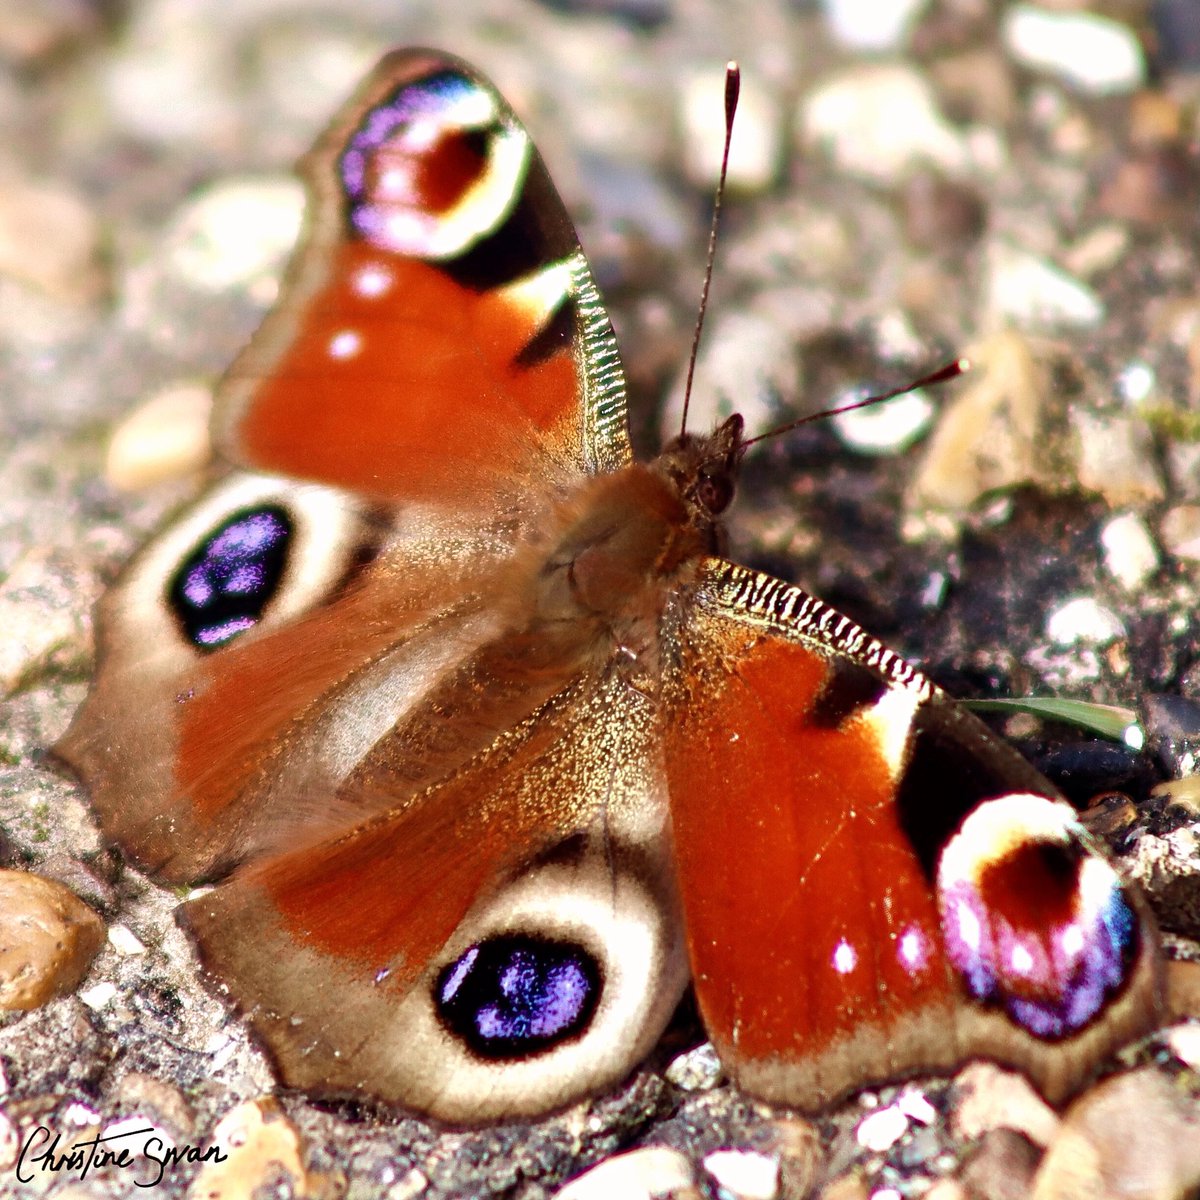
[655,412,745,533]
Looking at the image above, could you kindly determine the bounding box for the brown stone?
[0,869,104,1010]
[1031,1069,1200,1200]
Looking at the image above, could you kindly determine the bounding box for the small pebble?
[815,1174,869,1200]
[105,382,213,492]
[164,176,305,295]
[1073,410,1165,507]
[102,1,239,145]
[1117,360,1156,404]
[801,64,969,183]
[907,332,1047,517]
[0,870,105,1011]
[703,1149,779,1200]
[1031,1069,1200,1199]
[1163,1022,1200,1070]
[896,1087,938,1125]
[831,387,934,456]
[1099,144,1199,226]
[1046,597,1125,647]
[766,1118,823,1199]
[553,1146,694,1200]
[0,175,106,304]
[191,1098,316,1200]
[856,1103,909,1152]
[107,924,146,956]
[950,1062,1061,1148]
[0,550,95,698]
[680,68,782,192]
[1061,223,1130,279]
[961,1128,1042,1200]
[1002,5,1146,95]
[1099,512,1160,591]
[79,980,118,1010]
[1126,828,1200,902]
[820,0,928,52]
[1160,504,1200,560]
[984,242,1104,329]
[664,1041,723,1091]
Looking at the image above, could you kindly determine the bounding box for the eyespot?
[339,69,530,259]
[937,793,1140,1039]
[168,506,292,651]
[434,934,602,1060]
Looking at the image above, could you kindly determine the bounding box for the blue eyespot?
[435,935,601,1060]
[168,507,292,651]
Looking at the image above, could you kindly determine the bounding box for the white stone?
[680,68,782,192]
[1165,1023,1200,1071]
[1117,361,1156,404]
[1073,409,1164,506]
[107,924,146,956]
[79,981,118,1010]
[831,387,934,456]
[821,0,929,51]
[801,64,970,183]
[985,242,1104,329]
[703,1149,780,1200]
[897,1087,938,1124]
[103,0,239,144]
[856,1103,910,1151]
[1100,513,1160,592]
[1046,597,1125,647]
[554,1147,693,1200]
[1002,5,1145,96]
[164,176,304,294]
[664,1041,723,1090]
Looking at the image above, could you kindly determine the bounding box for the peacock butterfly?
[56,49,1163,1124]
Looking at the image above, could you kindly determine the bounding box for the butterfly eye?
[168,506,292,650]
[696,472,733,515]
[435,934,602,1060]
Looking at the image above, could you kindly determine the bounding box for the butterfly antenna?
[679,61,740,439]
[739,357,971,451]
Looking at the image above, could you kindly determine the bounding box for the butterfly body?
[57,50,1162,1124]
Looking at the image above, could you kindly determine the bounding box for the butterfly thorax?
[531,414,745,636]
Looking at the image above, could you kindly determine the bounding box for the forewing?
[215,49,632,504]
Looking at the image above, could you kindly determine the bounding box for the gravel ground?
[2,1,1200,1197]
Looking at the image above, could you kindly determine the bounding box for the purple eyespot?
[168,506,292,651]
[435,934,601,1060]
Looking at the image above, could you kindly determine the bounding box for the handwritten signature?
[15,1123,228,1188]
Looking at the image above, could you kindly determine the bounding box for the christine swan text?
[15,1123,228,1187]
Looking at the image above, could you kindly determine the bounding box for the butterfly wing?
[663,559,1162,1108]
[218,48,632,501]
[181,663,688,1123]
[56,50,632,882]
